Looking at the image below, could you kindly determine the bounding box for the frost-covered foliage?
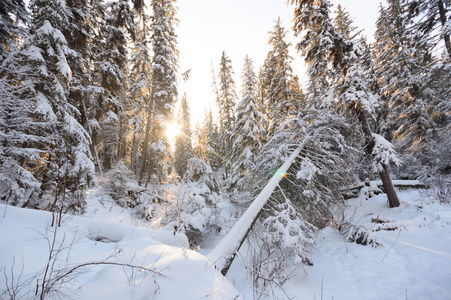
[155,158,220,248]
[0,0,28,59]
[183,158,219,194]
[246,199,316,297]
[0,0,95,212]
[259,110,359,228]
[103,161,152,220]
[339,222,381,248]
[263,18,299,136]
[371,133,401,173]
[104,161,133,206]
[372,0,451,179]
[245,109,359,281]
[228,56,267,192]
[0,157,41,207]
[262,200,316,264]
[146,137,171,184]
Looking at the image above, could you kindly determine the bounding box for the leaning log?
[207,144,305,276]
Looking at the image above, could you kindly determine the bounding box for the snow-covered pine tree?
[215,51,238,177]
[0,0,33,207]
[374,0,427,177]
[255,64,270,120]
[63,0,104,175]
[264,18,298,136]
[333,4,359,40]
[195,110,221,170]
[409,0,451,176]
[174,93,194,177]
[138,0,178,185]
[1,0,95,211]
[407,0,451,58]
[293,0,337,109]
[128,3,153,174]
[374,0,451,178]
[0,63,42,207]
[94,0,134,171]
[374,0,431,145]
[228,55,267,193]
[0,0,28,59]
[217,51,238,136]
[293,0,401,207]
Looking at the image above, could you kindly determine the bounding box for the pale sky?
[176,0,382,128]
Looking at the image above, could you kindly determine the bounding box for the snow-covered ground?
[229,188,451,299]
[1,187,450,299]
[0,188,239,300]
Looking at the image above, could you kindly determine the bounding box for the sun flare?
[165,122,181,150]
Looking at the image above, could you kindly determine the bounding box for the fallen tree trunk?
[207,144,306,276]
[341,180,429,200]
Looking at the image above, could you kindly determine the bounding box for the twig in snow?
[380,231,401,263]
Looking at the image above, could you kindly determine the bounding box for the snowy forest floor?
[1,184,451,299]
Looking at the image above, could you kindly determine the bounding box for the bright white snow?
[1,183,450,299]
[228,188,451,299]
[0,188,240,300]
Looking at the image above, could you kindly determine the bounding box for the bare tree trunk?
[138,100,154,186]
[378,165,400,207]
[356,107,400,207]
[117,115,127,161]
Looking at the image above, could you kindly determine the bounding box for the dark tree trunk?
[138,100,154,186]
[379,165,400,207]
[356,107,400,208]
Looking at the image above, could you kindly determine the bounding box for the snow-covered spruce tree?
[174,93,194,177]
[293,0,401,207]
[0,0,28,59]
[138,0,178,185]
[0,0,95,211]
[256,62,270,121]
[194,109,221,170]
[333,4,359,40]
[178,157,220,248]
[407,0,451,59]
[293,1,337,109]
[94,0,134,171]
[375,0,430,140]
[422,60,451,176]
[373,0,450,179]
[408,0,451,176]
[0,73,42,207]
[215,51,238,177]
[128,3,153,174]
[228,56,267,193]
[263,18,299,137]
[0,1,33,206]
[63,0,104,176]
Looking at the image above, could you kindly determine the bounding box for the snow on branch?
[371,133,401,172]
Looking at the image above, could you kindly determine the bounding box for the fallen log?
[341,180,429,200]
[207,144,306,276]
